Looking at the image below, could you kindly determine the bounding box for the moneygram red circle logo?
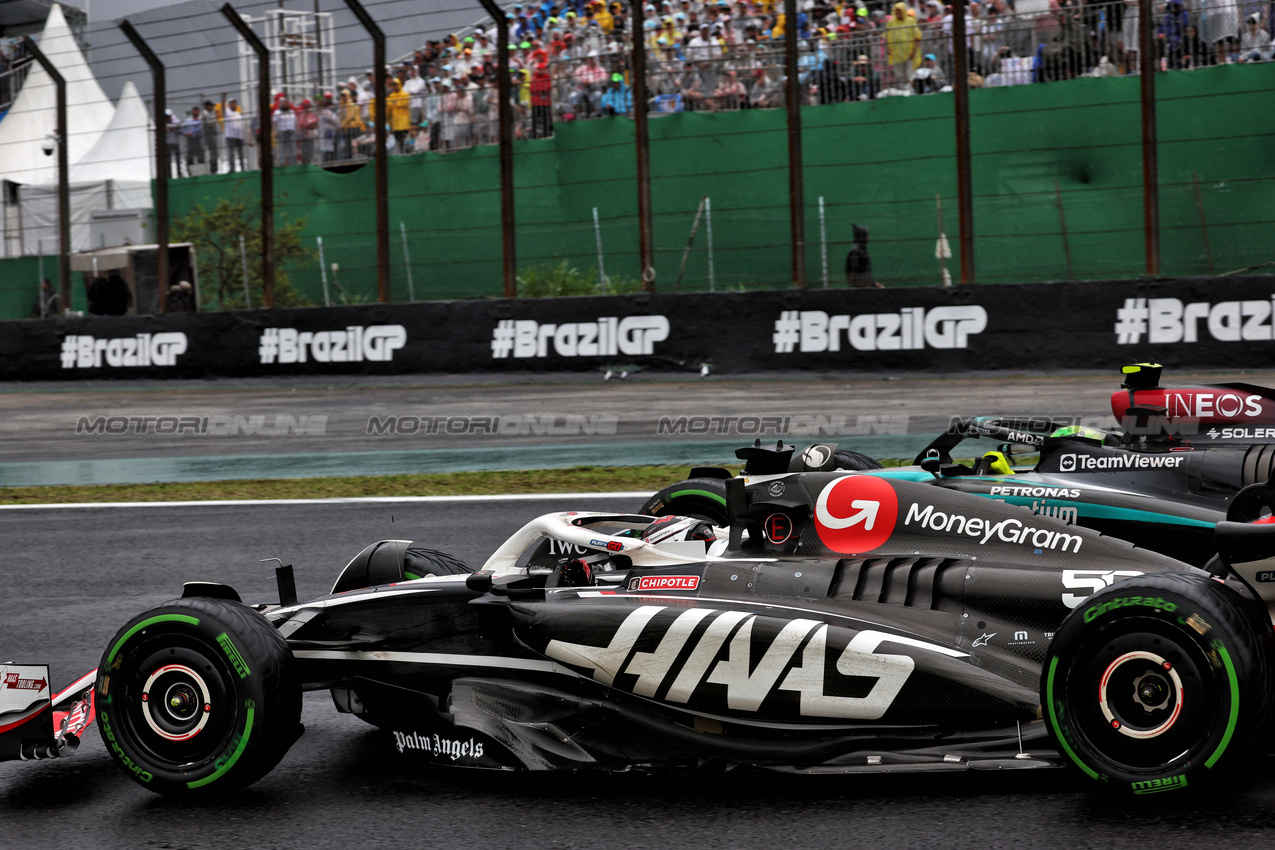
[813,476,898,554]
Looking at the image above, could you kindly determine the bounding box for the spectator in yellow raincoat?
[339,89,364,160]
[884,2,921,88]
[388,78,412,154]
[592,0,614,33]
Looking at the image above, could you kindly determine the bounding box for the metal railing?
[0,40,34,113]
[148,0,1272,172]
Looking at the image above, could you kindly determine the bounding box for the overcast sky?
[69,0,492,105]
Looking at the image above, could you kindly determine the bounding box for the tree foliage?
[172,187,315,310]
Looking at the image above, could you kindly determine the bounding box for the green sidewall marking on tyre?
[105,614,201,667]
[668,489,727,506]
[1045,656,1102,781]
[216,632,252,679]
[1204,642,1240,769]
[186,700,256,789]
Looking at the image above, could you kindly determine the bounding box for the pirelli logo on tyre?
[1131,775,1189,795]
[216,633,251,679]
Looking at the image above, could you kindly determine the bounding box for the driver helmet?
[1048,424,1118,446]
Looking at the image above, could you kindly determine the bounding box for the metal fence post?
[952,0,975,284]
[341,0,391,302]
[22,36,70,313]
[629,0,655,290]
[477,0,517,298]
[1139,0,1160,276]
[221,4,275,307]
[119,19,169,311]
[783,0,806,288]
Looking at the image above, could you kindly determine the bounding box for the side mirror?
[920,449,942,479]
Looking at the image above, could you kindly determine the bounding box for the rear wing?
[0,666,96,763]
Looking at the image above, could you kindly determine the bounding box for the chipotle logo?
[628,575,701,592]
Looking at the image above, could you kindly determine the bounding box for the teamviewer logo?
[1060,453,1077,472]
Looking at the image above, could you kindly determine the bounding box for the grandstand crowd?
[166,0,1273,172]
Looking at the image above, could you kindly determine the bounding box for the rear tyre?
[832,450,883,471]
[1043,572,1275,796]
[96,597,302,797]
[639,478,730,526]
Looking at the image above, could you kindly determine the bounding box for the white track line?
[0,492,655,511]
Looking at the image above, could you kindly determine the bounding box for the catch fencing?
[1,0,1273,319]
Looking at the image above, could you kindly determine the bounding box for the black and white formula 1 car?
[6,475,1275,799]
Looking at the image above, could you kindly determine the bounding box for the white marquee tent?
[1,4,153,258]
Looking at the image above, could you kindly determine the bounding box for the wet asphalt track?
[5,497,1275,850]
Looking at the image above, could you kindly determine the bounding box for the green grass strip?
[0,465,732,505]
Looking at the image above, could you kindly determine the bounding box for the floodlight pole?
[22,35,70,313]
[341,0,391,303]
[783,0,806,288]
[221,3,275,308]
[119,19,170,311]
[478,0,516,298]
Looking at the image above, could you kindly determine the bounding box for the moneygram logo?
[258,325,406,364]
[490,316,670,359]
[813,476,899,553]
[904,503,1083,554]
[773,307,987,354]
[60,333,188,369]
[1060,453,1184,471]
[1115,296,1275,345]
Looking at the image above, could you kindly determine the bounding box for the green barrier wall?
[2,63,1271,316]
[0,255,90,320]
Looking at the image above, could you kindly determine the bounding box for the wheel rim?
[141,664,214,742]
[1097,650,1185,740]
[119,638,238,771]
[1065,620,1217,772]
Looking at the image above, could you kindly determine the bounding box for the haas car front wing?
[0,665,97,763]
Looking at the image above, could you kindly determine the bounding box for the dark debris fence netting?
[3,0,1275,315]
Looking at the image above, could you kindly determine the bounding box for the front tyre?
[96,597,302,797]
[1043,573,1274,796]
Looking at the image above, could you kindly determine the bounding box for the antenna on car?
[261,558,298,607]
